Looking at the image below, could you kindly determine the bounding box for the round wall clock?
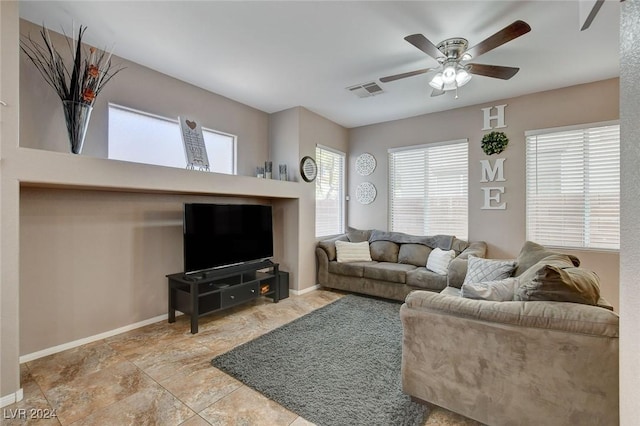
[356,182,377,205]
[355,153,376,176]
[300,156,318,182]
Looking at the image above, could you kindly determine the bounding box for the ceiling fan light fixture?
[429,73,444,90]
[455,68,471,86]
[442,65,457,84]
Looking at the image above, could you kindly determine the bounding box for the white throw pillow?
[426,247,456,275]
[335,240,372,263]
[462,255,517,286]
[461,277,519,301]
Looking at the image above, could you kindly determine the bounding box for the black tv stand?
[167,259,280,334]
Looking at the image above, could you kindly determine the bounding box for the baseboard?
[1,388,23,408]
[291,284,319,296]
[19,313,179,363]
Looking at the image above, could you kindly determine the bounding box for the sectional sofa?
[316,228,487,301]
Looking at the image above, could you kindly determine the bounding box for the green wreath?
[481,131,509,155]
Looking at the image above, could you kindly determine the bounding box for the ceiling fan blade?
[380,68,433,83]
[404,34,444,60]
[468,63,520,80]
[430,89,445,97]
[465,20,531,59]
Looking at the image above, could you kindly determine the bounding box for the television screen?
[183,203,274,273]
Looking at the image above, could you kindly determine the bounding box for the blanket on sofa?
[369,230,454,251]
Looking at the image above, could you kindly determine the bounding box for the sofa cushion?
[370,241,400,263]
[328,260,377,278]
[346,226,372,243]
[363,262,416,283]
[335,240,372,263]
[514,258,601,305]
[462,255,517,285]
[426,248,456,275]
[398,244,432,267]
[513,241,580,277]
[461,277,519,301]
[406,267,448,291]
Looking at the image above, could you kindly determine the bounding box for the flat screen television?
[183,203,274,274]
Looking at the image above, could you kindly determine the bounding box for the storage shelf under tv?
[167,259,280,334]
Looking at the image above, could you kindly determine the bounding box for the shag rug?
[211,294,427,426]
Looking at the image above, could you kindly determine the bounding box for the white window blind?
[108,104,236,174]
[316,146,345,237]
[389,140,468,239]
[526,123,620,250]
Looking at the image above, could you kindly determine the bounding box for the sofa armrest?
[447,241,487,288]
[316,247,330,285]
[317,234,349,261]
[404,290,619,337]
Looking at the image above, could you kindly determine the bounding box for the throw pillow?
[426,247,456,275]
[335,240,372,263]
[514,262,601,305]
[513,241,580,277]
[462,255,517,286]
[461,277,518,302]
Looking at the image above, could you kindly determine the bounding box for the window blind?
[316,145,345,237]
[389,140,468,239]
[526,123,620,250]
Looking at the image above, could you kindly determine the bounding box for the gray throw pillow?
[461,277,518,301]
[515,261,601,305]
[513,241,580,277]
[462,255,517,286]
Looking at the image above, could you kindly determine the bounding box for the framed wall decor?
[300,156,318,182]
[356,182,377,204]
[355,152,377,176]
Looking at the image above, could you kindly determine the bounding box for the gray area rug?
[211,294,427,426]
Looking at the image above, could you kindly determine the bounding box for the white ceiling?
[18,1,620,128]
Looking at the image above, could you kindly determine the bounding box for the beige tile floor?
[4,289,481,426]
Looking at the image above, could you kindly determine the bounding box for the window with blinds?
[389,139,468,239]
[526,122,620,250]
[316,145,345,237]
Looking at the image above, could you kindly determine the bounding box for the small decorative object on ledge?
[481,131,509,155]
[265,161,273,179]
[279,164,288,181]
[179,117,209,171]
[256,166,265,178]
[20,24,124,154]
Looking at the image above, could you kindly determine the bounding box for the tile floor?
[4,289,481,425]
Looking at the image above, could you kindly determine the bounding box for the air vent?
[347,82,384,98]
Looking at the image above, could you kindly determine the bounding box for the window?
[108,104,236,174]
[526,122,620,250]
[316,145,345,237]
[389,140,468,239]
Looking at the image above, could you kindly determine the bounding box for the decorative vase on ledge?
[62,100,93,154]
[20,23,123,155]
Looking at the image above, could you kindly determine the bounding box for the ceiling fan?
[380,20,531,97]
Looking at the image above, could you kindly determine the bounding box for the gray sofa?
[316,228,487,301]
[400,242,619,426]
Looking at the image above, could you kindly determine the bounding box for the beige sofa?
[400,242,619,426]
[316,229,487,301]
